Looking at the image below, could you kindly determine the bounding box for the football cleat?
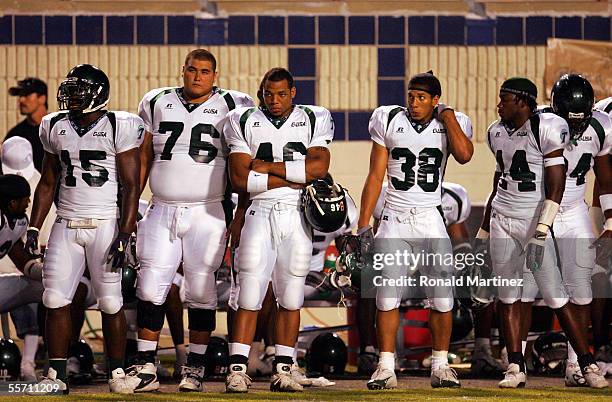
[564,361,586,387]
[25,367,68,395]
[108,368,133,394]
[270,364,303,392]
[582,363,609,389]
[358,351,379,376]
[471,351,505,378]
[431,366,461,388]
[290,364,312,387]
[124,362,159,393]
[225,364,252,393]
[366,366,397,390]
[178,365,205,392]
[498,363,526,388]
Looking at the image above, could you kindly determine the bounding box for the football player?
[129,49,254,393]
[480,77,605,389]
[223,67,333,392]
[25,64,143,394]
[519,75,610,387]
[359,72,474,390]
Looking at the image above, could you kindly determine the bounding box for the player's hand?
[469,238,493,308]
[23,259,43,281]
[357,225,374,256]
[125,233,139,269]
[106,232,131,272]
[25,228,41,258]
[590,229,612,268]
[288,182,305,190]
[226,214,246,248]
[433,103,454,122]
[525,231,547,272]
[250,159,269,174]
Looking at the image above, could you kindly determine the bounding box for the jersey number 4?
[390,147,443,192]
[495,150,535,192]
[255,142,307,162]
[159,121,219,163]
[60,150,108,187]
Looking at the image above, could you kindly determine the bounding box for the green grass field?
[4,387,612,402]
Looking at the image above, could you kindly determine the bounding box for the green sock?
[49,358,67,381]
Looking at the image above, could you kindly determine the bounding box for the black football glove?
[356,225,374,257]
[25,228,41,258]
[106,232,132,272]
[525,230,547,272]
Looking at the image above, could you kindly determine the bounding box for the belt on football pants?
[64,218,103,229]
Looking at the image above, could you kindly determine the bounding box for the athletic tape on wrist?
[246,171,268,193]
[600,193,612,214]
[285,160,306,184]
[537,199,560,232]
[543,156,565,167]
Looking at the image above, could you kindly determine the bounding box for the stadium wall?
[0,13,608,203]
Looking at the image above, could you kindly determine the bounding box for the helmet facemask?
[566,111,592,143]
[57,76,108,116]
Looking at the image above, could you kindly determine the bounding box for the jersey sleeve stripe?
[221,90,237,111]
[443,187,464,223]
[529,114,542,153]
[149,89,175,124]
[589,117,606,152]
[605,103,612,113]
[49,113,67,132]
[297,106,316,140]
[106,112,117,145]
[386,107,404,131]
[239,107,258,140]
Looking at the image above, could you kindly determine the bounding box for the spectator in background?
[5,78,48,172]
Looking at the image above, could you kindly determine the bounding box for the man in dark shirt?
[4,78,48,173]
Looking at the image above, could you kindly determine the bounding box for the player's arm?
[358,142,388,229]
[29,151,60,229]
[229,152,302,193]
[227,191,249,248]
[117,148,141,234]
[250,146,330,183]
[138,131,154,194]
[8,239,43,280]
[438,109,473,164]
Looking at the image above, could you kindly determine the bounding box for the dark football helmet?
[57,64,110,115]
[306,332,347,376]
[0,338,21,381]
[204,336,229,377]
[68,339,94,374]
[301,177,348,233]
[551,74,594,142]
[531,332,568,374]
[121,265,138,303]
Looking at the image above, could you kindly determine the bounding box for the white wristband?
[27,226,39,233]
[543,156,565,167]
[285,160,306,183]
[246,171,268,193]
[600,193,612,214]
[605,218,612,232]
[476,228,489,239]
[537,199,560,231]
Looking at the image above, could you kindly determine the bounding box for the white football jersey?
[39,111,144,220]
[373,181,470,227]
[310,193,358,272]
[561,109,612,207]
[487,112,569,218]
[595,97,612,118]
[369,106,473,210]
[0,212,28,259]
[139,87,254,205]
[224,105,334,202]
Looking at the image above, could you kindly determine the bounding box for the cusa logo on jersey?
[93,131,107,137]
[58,129,66,136]
[433,128,447,133]
[291,121,306,127]
[202,109,218,114]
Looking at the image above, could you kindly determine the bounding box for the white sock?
[474,338,491,354]
[229,342,250,358]
[521,341,527,356]
[22,334,38,364]
[567,342,578,364]
[275,344,295,358]
[379,351,395,371]
[189,343,207,355]
[175,344,187,366]
[137,339,158,352]
[431,350,448,371]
